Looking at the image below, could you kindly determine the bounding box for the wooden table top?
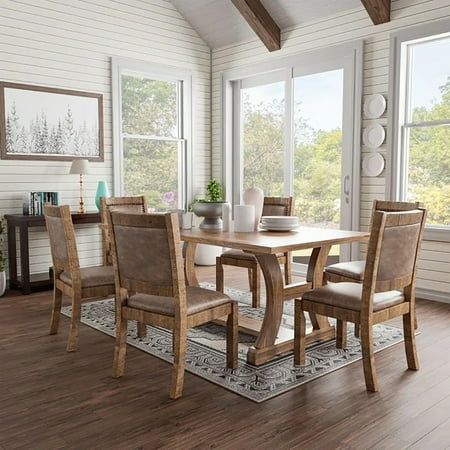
[181,227,369,254]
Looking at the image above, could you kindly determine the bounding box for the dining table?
[181,226,369,366]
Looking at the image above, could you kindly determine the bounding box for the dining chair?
[45,205,115,352]
[107,211,238,399]
[100,195,149,338]
[216,196,294,308]
[100,195,148,266]
[324,200,421,337]
[295,208,427,392]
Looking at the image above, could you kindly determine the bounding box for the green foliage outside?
[122,73,449,225]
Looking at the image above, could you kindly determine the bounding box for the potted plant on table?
[0,216,6,297]
[192,180,226,230]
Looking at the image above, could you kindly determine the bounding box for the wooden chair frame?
[216,196,294,308]
[324,200,421,337]
[45,205,115,352]
[295,208,427,392]
[107,211,238,399]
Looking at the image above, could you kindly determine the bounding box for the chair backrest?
[262,197,294,217]
[100,196,148,264]
[373,200,421,214]
[44,205,80,277]
[362,209,427,308]
[107,211,186,308]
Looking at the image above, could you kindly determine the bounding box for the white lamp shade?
[69,159,90,175]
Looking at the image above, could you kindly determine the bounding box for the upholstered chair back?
[44,205,80,274]
[363,209,426,295]
[262,197,294,217]
[108,212,185,300]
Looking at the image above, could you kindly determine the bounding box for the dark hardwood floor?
[1,266,450,449]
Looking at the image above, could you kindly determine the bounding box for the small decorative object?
[243,187,264,231]
[95,181,109,211]
[0,81,103,161]
[70,159,90,213]
[362,152,385,177]
[221,202,232,232]
[181,212,194,230]
[0,216,6,297]
[363,94,386,119]
[362,123,385,149]
[234,205,255,232]
[192,180,226,230]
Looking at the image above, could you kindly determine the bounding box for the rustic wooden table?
[181,227,369,365]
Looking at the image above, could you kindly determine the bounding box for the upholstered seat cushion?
[60,266,114,288]
[302,282,405,312]
[128,287,233,316]
[222,249,284,261]
[325,260,365,281]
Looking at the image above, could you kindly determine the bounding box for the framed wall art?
[0,82,104,161]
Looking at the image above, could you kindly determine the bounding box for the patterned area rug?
[61,283,405,403]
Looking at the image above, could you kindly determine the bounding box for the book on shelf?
[22,192,60,216]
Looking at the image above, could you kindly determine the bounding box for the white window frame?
[111,57,193,210]
[388,19,450,242]
[221,41,363,262]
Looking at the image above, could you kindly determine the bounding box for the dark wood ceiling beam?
[360,0,391,25]
[230,0,281,52]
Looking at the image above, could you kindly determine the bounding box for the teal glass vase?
[95,181,110,211]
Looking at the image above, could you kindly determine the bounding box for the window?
[112,60,191,212]
[391,24,450,234]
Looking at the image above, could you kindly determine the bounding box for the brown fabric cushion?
[302,282,404,312]
[325,260,365,281]
[222,249,284,261]
[128,287,233,316]
[60,266,114,288]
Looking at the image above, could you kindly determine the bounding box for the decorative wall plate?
[362,152,385,177]
[363,123,385,149]
[364,94,387,119]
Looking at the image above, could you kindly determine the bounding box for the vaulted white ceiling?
[171,0,362,49]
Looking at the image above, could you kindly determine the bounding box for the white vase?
[243,187,264,231]
[194,244,223,266]
[234,205,255,232]
[0,271,6,297]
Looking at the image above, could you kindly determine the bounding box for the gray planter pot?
[192,202,224,230]
[0,271,5,297]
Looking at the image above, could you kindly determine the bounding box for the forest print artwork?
[0,83,103,161]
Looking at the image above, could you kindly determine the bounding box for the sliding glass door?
[232,54,357,270]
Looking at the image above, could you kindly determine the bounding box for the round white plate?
[362,152,385,177]
[363,123,385,149]
[364,94,386,119]
[260,226,298,232]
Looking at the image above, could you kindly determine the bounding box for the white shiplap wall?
[0,0,211,276]
[211,0,450,300]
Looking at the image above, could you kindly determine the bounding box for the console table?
[5,212,101,294]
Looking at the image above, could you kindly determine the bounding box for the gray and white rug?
[61,283,405,402]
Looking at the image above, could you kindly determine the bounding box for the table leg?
[183,242,199,287]
[19,224,31,295]
[7,223,18,289]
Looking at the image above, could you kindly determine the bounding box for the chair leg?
[226,302,239,369]
[294,300,306,365]
[336,320,347,349]
[112,317,128,378]
[137,322,147,339]
[360,321,379,392]
[66,293,82,352]
[216,257,224,293]
[354,324,360,338]
[170,322,187,400]
[250,266,260,308]
[284,256,292,285]
[49,287,63,335]
[403,311,419,370]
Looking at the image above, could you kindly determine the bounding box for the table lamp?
[69,159,90,213]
